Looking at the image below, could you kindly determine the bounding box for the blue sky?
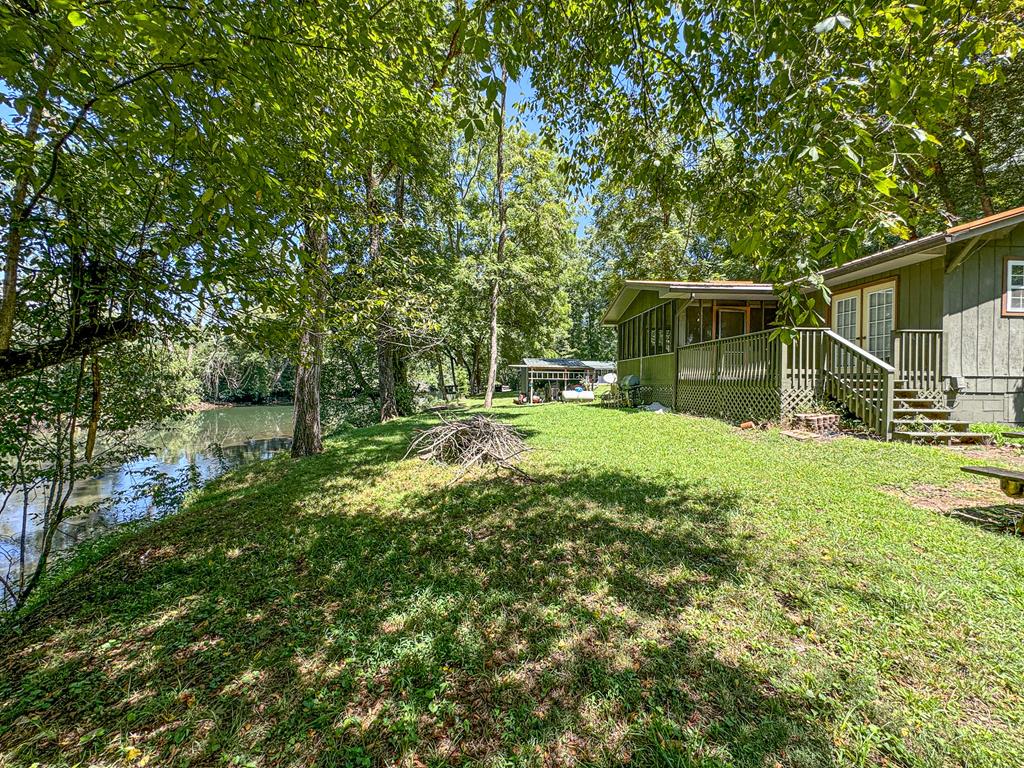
[507,72,595,239]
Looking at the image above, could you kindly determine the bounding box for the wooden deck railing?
[781,328,826,393]
[893,330,943,394]
[676,331,782,421]
[674,326,936,437]
[820,329,895,438]
[676,327,901,437]
[677,330,780,386]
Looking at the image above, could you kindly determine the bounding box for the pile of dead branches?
[405,414,531,481]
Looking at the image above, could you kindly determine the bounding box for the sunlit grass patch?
[2,398,1023,766]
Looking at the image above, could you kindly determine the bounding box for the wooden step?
[893,407,952,418]
[892,419,970,431]
[893,431,993,445]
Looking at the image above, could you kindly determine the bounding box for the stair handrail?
[819,329,895,439]
[820,329,896,372]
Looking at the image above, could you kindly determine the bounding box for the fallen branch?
[405,414,532,483]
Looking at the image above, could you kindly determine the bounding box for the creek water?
[1,405,293,576]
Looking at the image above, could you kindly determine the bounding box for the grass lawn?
[2,397,1024,767]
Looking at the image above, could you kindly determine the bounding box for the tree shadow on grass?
[945,503,1023,535]
[0,424,833,767]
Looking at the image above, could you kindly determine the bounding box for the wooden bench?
[1002,432,1024,440]
[961,465,1024,499]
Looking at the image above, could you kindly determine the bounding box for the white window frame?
[1006,259,1024,315]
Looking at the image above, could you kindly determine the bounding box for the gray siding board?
[944,264,963,378]
[977,247,995,377]
[963,252,979,378]
[943,225,1024,423]
[993,246,1010,376]
[1010,310,1024,373]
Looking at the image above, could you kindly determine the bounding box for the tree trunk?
[377,328,398,421]
[484,71,508,409]
[85,355,101,461]
[931,159,958,220]
[470,342,481,394]
[0,53,58,352]
[365,169,400,422]
[458,352,474,393]
[342,345,375,399]
[0,317,143,383]
[291,218,328,458]
[393,343,413,415]
[961,110,994,216]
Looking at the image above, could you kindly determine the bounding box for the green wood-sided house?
[602,206,1024,440]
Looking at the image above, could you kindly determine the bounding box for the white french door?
[831,280,896,363]
[833,292,860,343]
[864,284,896,362]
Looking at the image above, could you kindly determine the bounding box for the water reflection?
[0,406,293,572]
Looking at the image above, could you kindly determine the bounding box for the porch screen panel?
[664,303,673,352]
[685,304,701,345]
[749,304,764,333]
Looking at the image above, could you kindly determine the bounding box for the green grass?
[971,422,1024,447]
[3,397,1024,767]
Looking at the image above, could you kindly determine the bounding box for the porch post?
[778,332,790,422]
[881,369,895,440]
[892,331,902,383]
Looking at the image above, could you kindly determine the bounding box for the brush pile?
[405,414,531,480]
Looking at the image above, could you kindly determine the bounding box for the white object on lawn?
[645,401,671,413]
[562,389,595,401]
[602,372,618,384]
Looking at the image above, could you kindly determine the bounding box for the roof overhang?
[603,206,1024,321]
[510,362,614,370]
[601,280,776,326]
[817,233,946,287]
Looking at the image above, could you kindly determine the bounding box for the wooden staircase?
[890,382,991,445]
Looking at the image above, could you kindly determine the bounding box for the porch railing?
[676,327,899,438]
[893,330,943,395]
[676,331,782,422]
[677,330,779,385]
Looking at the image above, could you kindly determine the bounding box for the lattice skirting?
[780,388,818,419]
[675,383,783,423]
[916,389,946,405]
[644,386,675,406]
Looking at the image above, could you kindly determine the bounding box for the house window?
[1007,260,1024,314]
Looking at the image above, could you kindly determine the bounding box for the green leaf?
[813,15,848,35]
[67,10,88,27]
[839,144,861,171]
[872,174,898,196]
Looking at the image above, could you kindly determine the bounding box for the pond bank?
[0,405,294,578]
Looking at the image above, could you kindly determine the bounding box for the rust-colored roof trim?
[947,204,1024,235]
